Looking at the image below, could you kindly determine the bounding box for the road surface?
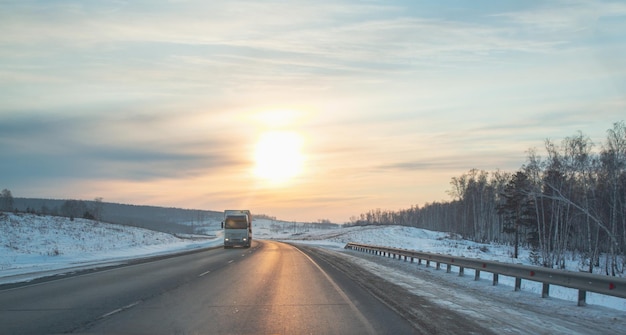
[1,240,456,334]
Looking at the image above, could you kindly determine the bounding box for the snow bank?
[280,225,626,312]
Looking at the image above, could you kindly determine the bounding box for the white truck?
[221,210,252,248]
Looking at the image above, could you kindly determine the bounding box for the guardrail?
[344,242,626,306]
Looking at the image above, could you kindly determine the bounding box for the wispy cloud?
[490,0,626,33]
[0,112,246,182]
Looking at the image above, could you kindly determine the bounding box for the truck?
[221,210,252,248]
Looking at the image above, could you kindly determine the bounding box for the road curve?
[0,240,417,334]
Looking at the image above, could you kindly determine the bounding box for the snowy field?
[2,212,625,314]
[0,212,223,284]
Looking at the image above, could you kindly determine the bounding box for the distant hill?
[13,198,223,234]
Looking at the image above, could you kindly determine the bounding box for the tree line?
[0,192,104,222]
[349,121,626,276]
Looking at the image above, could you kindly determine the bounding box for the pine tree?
[498,171,536,259]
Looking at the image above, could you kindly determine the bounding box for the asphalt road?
[0,240,420,334]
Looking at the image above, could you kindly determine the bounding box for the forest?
[349,121,626,276]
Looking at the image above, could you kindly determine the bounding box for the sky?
[1,0,625,223]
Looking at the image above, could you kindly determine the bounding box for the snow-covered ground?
[278,225,626,313]
[0,212,223,284]
[2,212,625,314]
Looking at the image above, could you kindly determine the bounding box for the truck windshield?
[225,217,248,229]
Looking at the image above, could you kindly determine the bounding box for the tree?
[601,121,626,275]
[92,197,104,222]
[61,200,88,219]
[498,171,536,259]
[0,189,14,211]
[564,131,598,273]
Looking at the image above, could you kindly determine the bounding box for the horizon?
[2,1,625,222]
[9,196,339,224]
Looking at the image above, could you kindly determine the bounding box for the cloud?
[377,151,525,173]
[0,1,592,78]
[5,0,621,119]
[0,111,247,184]
[490,0,626,33]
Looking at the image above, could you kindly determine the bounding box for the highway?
[0,240,440,334]
[2,241,625,335]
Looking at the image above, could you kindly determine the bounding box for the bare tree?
[0,189,14,211]
[600,121,626,275]
[92,197,104,222]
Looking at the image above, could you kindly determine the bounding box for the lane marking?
[293,245,377,335]
[198,270,211,277]
[227,260,234,264]
[100,301,140,319]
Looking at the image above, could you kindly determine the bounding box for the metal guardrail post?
[578,290,586,306]
[542,283,550,298]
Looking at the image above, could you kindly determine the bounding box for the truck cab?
[222,210,252,248]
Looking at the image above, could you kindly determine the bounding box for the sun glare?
[254,131,304,184]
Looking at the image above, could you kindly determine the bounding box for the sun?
[254,131,304,184]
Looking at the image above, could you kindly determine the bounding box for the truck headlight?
[225,238,229,241]
[243,238,247,241]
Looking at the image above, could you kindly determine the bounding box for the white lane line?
[100,301,141,319]
[293,246,377,335]
[198,270,211,277]
[227,260,234,264]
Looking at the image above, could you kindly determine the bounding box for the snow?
[277,224,626,313]
[2,212,625,320]
[0,212,223,284]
